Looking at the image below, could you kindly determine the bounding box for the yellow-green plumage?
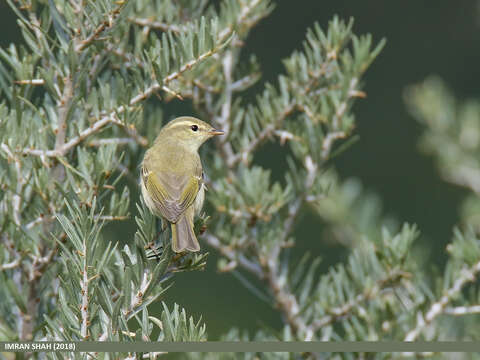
[140,116,223,252]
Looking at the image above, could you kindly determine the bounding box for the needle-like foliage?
[1,1,479,359]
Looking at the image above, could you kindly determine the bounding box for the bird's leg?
[172,252,188,263]
[146,219,169,260]
[145,241,162,260]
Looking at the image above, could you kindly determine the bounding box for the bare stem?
[227,101,296,167]
[404,260,480,341]
[21,283,37,341]
[55,76,73,150]
[444,305,480,315]
[123,271,151,319]
[0,259,21,271]
[129,17,182,33]
[213,51,238,173]
[0,143,24,226]
[321,131,346,160]
[75,3,125,52]
[88,137,138,147]
[204,234,263,277]
[14,79,45,85]
[219,0,264,39]
[23,115,116,157]
[80,255,89,340]
[312,270,408,332]
[96,215,129,221]
[265,254,310,338]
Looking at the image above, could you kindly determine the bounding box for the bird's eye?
[191,125,198,132]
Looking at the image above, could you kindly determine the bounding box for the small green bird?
[140,116,224,252]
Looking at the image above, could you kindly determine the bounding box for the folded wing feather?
[142,167,200,223]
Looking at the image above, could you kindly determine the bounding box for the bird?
[140,116,224,252]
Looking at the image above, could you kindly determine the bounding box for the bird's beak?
[209,128,225,136]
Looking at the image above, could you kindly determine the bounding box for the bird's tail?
[171,207,200,252]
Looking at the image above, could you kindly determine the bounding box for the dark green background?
[1,1,478,339]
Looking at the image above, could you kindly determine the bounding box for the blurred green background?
[1,0,478,339]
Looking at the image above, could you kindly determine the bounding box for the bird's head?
[158,116,224,150]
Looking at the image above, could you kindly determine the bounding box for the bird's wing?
[142,165,200,223]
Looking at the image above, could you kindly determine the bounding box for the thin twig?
[128,17,182,33]
[23,114,147,157]
[0,259,21,271]
[264,156,318,340]
[88,138,138,147]
[219,0,263,39]
[214,51,237,171]
[96,215,129,221]
[142,352,168,359]
[26,213,128,228]
[14,79,45,85]
[161,85,184,100]
[204,234,263,278]
[404,260,480,341]
[23,115,116,157]
[332,77,358,129]
[226,102,296,167]
[206,232,310,338]
[54,76,73,150]
[228,124,273,167]
[29,247,57,282]
[321,131,346,160]
[217,51,233,132]
[0,143,23,226]
[25,216,47,230]
[312,270,408,331]
[80,241,89,340]
[227,50,359,168]
[107,45,140,69]
[115,121,149,147]
[230,73,261,92]
[444,305,480,315]
[192,79,220,93]
[129,46,220,104]
[123,271,151,319]
[75,3,125,52]
[264,252,309,338]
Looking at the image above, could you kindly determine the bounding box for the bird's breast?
[147,142,201,176]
